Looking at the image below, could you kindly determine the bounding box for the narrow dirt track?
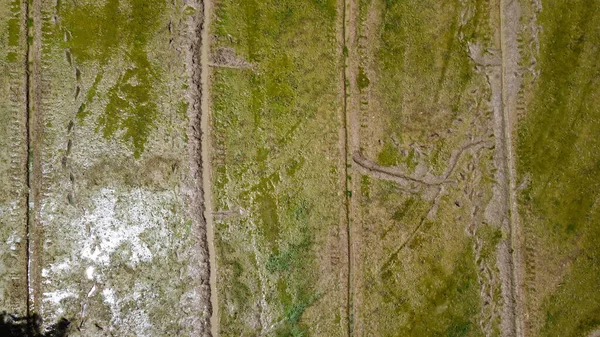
[500,0,524,335]
[337,0,353,336]
[340,0,355,334]
[199,0,218,335]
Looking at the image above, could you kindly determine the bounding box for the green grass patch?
[365,0,492,175]
[60,0,168,158]
[516,1,600,336]
[211,0,342,334]
[357,66,370,90]
[380,241,483,337]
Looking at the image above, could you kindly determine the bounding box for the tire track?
[341,0,353,333]
[0,0,31,317]
[184,0,214,335]
[199,0,218,334]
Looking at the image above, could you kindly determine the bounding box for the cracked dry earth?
[1,0,600,336]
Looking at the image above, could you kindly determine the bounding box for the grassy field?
[210,0,346,335]
[516,1,600,336]
[358,0,497,173]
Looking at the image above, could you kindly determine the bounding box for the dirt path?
[199,0,218,335]
[29,0,43,314]
[0,0,30,315]
[500,0,524,335]
[340,0,354,334]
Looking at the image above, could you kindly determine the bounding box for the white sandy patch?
[102,283,154,337]
[42,289,78,308]
[85,265,95,280]
[79,188,153,265]
[78,187,172,266]
[5,230,21,252]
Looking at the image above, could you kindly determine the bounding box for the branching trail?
[352,140,493,187]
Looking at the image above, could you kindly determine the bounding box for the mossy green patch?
[100,51,159,158]
[266,231,311,273]
[7,17,20,47]
[6,52,18,63]
[360,175,371,199]
[379,242,483,337]
[60,0,167,158]
[252,173,281,245]
[376,142,401,167]
[6,0,21,48]
[357,66,370,90]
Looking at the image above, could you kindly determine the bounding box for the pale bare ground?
[465,0,523,335]
[199,0,218,335]
[589,327,600,337]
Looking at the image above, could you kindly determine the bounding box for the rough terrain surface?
[514,1,600,336]
[28,0,212,335]
[1,0,599,336]
[346,0,513,335]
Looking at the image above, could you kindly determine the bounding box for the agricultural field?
[26,0,211,335]
[0,0,598,336]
